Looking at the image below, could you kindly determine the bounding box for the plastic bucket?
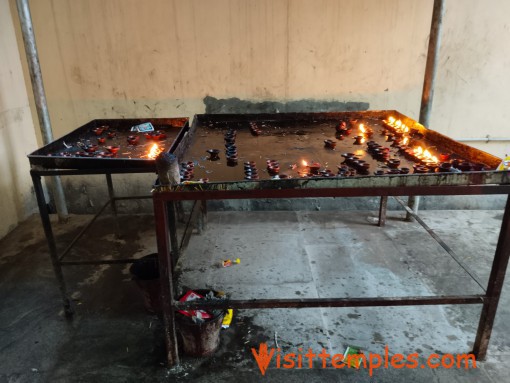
[176,290,225,357]
[129,254,161,314]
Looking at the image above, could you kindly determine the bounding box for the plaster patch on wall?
[203,96,369,114]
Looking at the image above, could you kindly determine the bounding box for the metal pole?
[407,0,445,220]
[16,0,68,221]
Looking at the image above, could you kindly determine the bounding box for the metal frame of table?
[28,117,191,317]
[152,171,510,366]
[30,167,158,317]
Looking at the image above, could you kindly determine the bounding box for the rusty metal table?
[152,111,510,366]
[28,117,189,317]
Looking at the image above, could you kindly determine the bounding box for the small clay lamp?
[353,136,364,145]
[84,144,98,153]
[324,139,337,149]
[206,149,220,161]
[105,145,120,154]
[127,135,139,145]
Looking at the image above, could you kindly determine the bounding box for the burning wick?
[413,146,438,163]
[359,124,366,135]
[147,144,163,159]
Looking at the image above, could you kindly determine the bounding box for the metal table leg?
[473,194,510,360]
[406,195,420,222]
[378,196,388,227]
[197,199,207,234]
[31,172,73,318]
[105,173,121,238]
[154,197,179,366]
[166,201,181,273]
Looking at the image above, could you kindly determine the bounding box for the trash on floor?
[222,258,241,268]
[178,290,213,322]
[222,309,234,329]
[343,345,364,368]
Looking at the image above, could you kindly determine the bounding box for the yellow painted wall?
[0,0,38,238]
[17,0,432,139]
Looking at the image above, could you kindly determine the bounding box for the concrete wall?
[432,0,510,157]
[8,0,510,214]
[18,0,433,142]
[0,0,39,238]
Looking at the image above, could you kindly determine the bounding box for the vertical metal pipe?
[16,0,68,221]
[407,0,445,220]
[419,0,446,128]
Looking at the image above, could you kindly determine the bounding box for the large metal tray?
[176,111,501,183]
[28,118,189,170]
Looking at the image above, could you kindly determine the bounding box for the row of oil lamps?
[198,117,488,180]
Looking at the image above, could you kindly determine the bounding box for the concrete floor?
[0,208,509,382]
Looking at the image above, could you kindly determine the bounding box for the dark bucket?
[129,254,161,314]
[176,290,225,357]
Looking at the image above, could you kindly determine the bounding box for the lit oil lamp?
[300,159,321,176]
[359,123,373,138]
[301,159,309,172]
[398,137,410,153]
[383,116,396,128]
[147,143,163,159]
[417,147,439,166]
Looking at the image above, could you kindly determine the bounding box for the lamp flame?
[302,159,308,167]
[359,124,366,134]
[148,144,163,159]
